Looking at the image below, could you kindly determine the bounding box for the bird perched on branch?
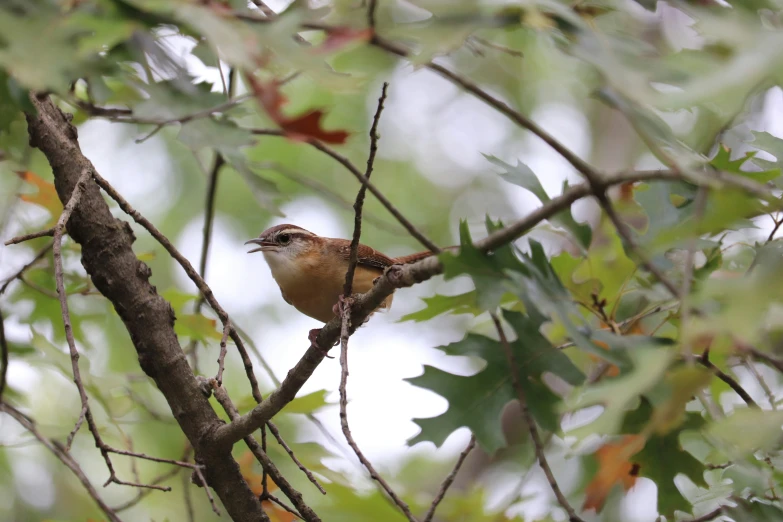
[246,224,437,350]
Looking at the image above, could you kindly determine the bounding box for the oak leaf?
[247,76,349,144]
[583,434,644,512]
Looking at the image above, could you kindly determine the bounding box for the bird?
[245,224,436,351]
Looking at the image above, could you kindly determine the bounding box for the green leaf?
[175,314,223,344]
[564,347,675,437]
[621,399,707,516]
[400,290,517,322]
[133,80,227,121]
[751,131,783,171]
[439,220,523,311]
[501,309,585,387]
[484,154,591,248]
[407,309,583,453]
[705,409,783,459]
[513,241,632,368]
[724,499,783,521]
[283,390,332,414]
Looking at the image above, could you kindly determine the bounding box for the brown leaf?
[583,434,644,512]
[16,171,62,226]
[247,76,349,144]
[314,27,373,54]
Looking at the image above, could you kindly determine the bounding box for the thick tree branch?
[90,172,266,416]
[25,94,269,520]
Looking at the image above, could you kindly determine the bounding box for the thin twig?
[212,384,319,522]
[65,405,88,451]
[697,353,757,408]
[113,466,183,512]
[367,0,378,28]
[597,192,681,298]
[267,421,326,494]
[250,129,440,253]
[0,241,53,295]
[743,356,777,409]
[215,321,231,385]
[746,346,783,373]
[344,82,389,298]
[80,94,252,128]
[338,300,419,522]
[91,172,264,413]
[422,436,476,522]
[490,313,585,522]
[768,214,783,242]
[466,36,524,57]
[263,492,304,520]
[0,403,123,522]
[0,308,8,402]
[251,161,404,234]
[4,227,54,246]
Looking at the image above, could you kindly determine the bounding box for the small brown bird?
[245,224,435,347]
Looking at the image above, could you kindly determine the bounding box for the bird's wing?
[333,238,394,271]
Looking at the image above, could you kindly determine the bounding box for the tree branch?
[0,402,123,522]
[0,308,8,403]
[4,228,55,245]
[250,129,440,253]
[25,94,269,520]
[90,171,265,417]
[212,383,320,522]
[338,300,419,521]
[0,241,53,295]
[490,313,585,522]
[344,82,390,298]
[422,435,476,522]
[212,169,690,448]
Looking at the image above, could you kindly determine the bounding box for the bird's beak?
[245,238,276,254]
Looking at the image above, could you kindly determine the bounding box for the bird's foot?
[332,294,353,317]
[309,328,334,359]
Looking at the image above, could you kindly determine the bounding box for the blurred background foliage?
[4,0,783,521]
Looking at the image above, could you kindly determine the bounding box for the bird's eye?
[277,234,291,245]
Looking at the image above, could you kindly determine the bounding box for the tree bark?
[25,94,268,521]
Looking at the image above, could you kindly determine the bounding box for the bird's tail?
[393,246,458,265]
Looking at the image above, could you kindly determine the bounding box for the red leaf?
[247,76,350,145]
[280,110,349,144]
[314,27,373,54]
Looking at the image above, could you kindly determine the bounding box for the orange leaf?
[618,182,636,201]
[247,77,349,145]
[583,435,644,512]
[238,451,295,522]
[314,27,373,54]
[16,171,62,225]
